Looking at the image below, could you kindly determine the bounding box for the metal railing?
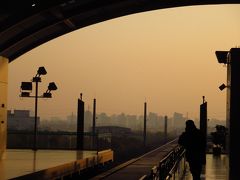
[158,146,185,180]
[7,131,112,151]
[165,147,186,180]
[140,145,186,180]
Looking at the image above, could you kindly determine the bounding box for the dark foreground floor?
[184,154,228,180]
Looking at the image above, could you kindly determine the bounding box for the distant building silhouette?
[173,112,186,128]
[84,110,92,132]
[7,110,40,130]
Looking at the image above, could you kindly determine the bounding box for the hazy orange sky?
[8,5,240,120]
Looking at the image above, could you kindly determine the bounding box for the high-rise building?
[7,110,40,130]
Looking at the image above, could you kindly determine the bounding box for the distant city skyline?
[8,5,240,120]
[8,108,225,133]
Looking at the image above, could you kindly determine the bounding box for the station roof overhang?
[1,0,240,62]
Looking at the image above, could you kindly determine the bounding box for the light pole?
[20,67,57,151]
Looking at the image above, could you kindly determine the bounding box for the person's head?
[185,119,196,132]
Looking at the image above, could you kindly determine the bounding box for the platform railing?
[165,147,186,180]
[159,146,185,180]
[7,131,112,151]
[140,145,186,180]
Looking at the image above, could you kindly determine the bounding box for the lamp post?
[20,67,57,151]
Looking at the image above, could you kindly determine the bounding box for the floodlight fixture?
[21,82,32,91]
[215,51,229,64]
[219,83,227,91]
[48,82,57,91]
[19,66,57,151]
[37,66,47,76]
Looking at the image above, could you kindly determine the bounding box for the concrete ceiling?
[1,0,240,62]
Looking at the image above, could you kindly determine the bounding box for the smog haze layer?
[8,5,240,120]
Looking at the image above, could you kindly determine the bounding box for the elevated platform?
[92,140,228,180]
[0,149,113,180]
[92,140,178,180]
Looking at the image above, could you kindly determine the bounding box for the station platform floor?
[184,154,228,180]
[0,149,98,180]
[91,141,178,180]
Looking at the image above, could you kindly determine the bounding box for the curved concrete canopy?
[1,0,240,62]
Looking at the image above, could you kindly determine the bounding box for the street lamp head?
[37,66,47,76]
[219,83,227,91]
[215,51,229,64]
[44,82,57,98]
[48,82,57,91]
[21,82,32,91]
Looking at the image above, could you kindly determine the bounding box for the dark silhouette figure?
[211,125,227,150]
[178,120,205,180]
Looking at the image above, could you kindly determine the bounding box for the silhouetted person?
[178,120,205,180]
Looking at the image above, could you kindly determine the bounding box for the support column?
[0,56,8,159]
[92,98,96,135]
[77,94,84,150]
[164,116,168,142]
[92,98,96,150]
[200,96,207,165]
[229,48,240,180]
[143,102,147,148]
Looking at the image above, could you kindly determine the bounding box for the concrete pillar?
[200,97,207,146]
[228,48,240,180]
[77,95,84,150]
[200,97,207,165]
[164,116,168,142]
[143,102,147,148]
[0,56,8,159]
[92,98,96,134]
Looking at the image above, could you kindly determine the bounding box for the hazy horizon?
[8,5,240,120]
